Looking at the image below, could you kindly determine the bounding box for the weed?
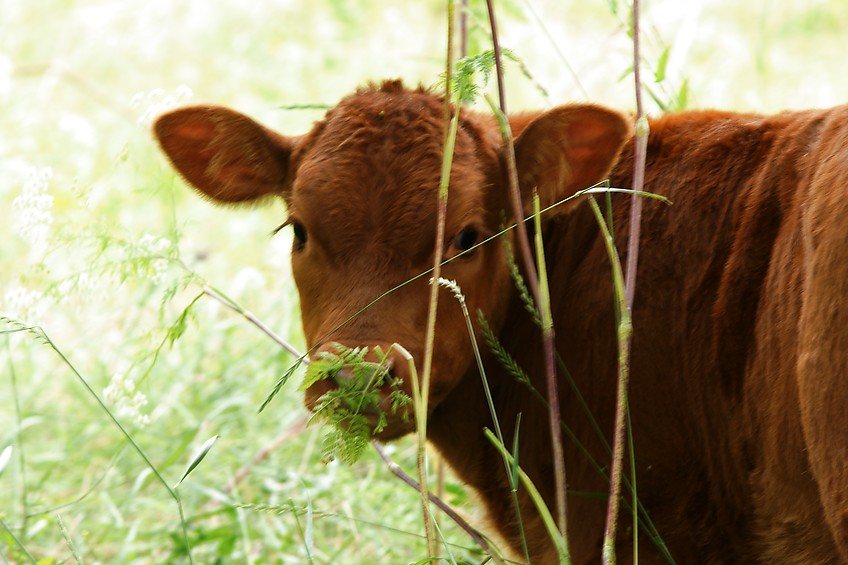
[302,344,411,465]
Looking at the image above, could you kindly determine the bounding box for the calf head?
[154,81,628,439]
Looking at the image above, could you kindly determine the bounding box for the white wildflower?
[11,166,54,248]
[138,233,156,249]
[149,259,169,285]
[58,113,97,147]
[1,286,46,326]
[56,272,111,304]
[154,237,171,254]
[137,233,172,284]
[103,363,151,427]
[131,85,193,127]
[139,233,171,254]
[231,267,266,295]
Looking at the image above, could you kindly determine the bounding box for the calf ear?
[153,105,294,203]
[512,104,630,216]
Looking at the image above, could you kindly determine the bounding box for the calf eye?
[454,227,479,252]
[292,221,307,251]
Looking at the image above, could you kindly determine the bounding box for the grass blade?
[174,434,219,489]
[0,445,12,477]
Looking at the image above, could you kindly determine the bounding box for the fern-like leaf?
[303,343,411,465]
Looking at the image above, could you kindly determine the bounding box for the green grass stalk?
[483,19,570,531]
[201,285,302,359]
[6,337,29,539]
[396,344,436,557]
[484,429,570,564]
[482,309,672,559]
[372,441,508,564]
[586,197,632,565]
[1,516,36,563]
[291,495,316,565]
[627,404,639,562]
[532,194,570,549]
[438,279,530,562]
[485,0,507,113]
[55,513,84,564]
[616,0,650,561]
[412,3,460,555]
[1,324,194,564]
[486,95,571,545]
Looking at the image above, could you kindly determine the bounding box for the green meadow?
[2,1,846,562]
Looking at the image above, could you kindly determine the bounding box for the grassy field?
[2,0,847,563]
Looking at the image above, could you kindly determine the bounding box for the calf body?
[155,82,848,563]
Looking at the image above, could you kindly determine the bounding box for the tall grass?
[2,0,847,563]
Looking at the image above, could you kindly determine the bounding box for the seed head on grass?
[501,233,541,327]
[477,310,532,388]
[433,277,464,303]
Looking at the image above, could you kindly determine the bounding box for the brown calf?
[155,81,848,563]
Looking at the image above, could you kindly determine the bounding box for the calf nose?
[333,354,395,385]
[314,342,413,390]
[306,342,416,421]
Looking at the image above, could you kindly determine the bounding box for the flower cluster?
[11,166,54,250]
[103,363,151,427]
[138,233,171,253]
[137,233,172,285]
[231,266,267,295]
[1,286,45,326]
[56,272,113,305]
[130,85,193,127]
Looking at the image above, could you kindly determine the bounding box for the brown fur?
[154,81,848,563]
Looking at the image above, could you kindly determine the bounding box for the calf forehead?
[291,89,491,261]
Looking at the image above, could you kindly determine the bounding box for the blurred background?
[2,0,846,562]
